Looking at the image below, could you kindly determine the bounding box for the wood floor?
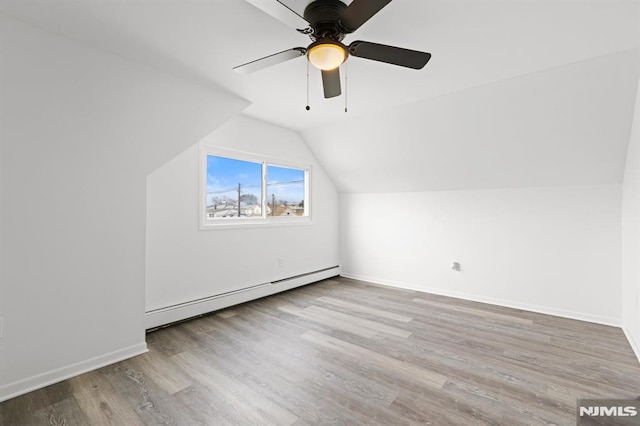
[2,276,640,425]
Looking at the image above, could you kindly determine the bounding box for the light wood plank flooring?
[2,276,640,425]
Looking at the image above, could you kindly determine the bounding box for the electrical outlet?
[452,262,461,272]
[278,257,284,267]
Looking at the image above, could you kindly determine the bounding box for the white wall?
[622,72,640,357]
[0,17,248,401]
[341,184,622,325]
[146,116,339,312]
[0,20,5,391]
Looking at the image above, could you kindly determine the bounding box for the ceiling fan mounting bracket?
[296,27,314,35]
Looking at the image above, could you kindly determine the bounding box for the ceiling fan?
[234,0,432,99]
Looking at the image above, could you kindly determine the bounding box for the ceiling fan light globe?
[308,43,347,70]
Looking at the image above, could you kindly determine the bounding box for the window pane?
[206,155,262,220]
[266,165,306,217]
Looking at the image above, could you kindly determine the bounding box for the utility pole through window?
[272,193,276,216]
[237,183,241,217]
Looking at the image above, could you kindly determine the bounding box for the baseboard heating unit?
[145,266,341,329]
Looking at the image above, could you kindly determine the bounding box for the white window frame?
[199,144,312,230]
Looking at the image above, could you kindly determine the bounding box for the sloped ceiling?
[303,50,640,192]
[1,0,639,191]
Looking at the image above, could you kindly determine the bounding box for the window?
[267,165,305,217]
[206,156,263,219]
[200,146,310,228]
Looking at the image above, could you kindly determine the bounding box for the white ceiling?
[303,49,640,192]
[1,0,637,131]
[2,0,639,192]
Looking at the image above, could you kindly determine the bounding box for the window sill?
[199,217,314,231]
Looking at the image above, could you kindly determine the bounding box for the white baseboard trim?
[145,266,341,329]
[622,327,640,364]
[0,342,148,403]
[341,272,621,327]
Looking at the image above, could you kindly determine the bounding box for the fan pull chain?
[305,60,310,111]
[344,60,348,113]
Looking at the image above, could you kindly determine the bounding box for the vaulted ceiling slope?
[302,50,640,192]
[0,0,637,131]
[1,0,639,192]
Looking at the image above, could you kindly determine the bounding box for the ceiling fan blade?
[340,0,392,32]
[349,41,431,69]
[234,48,306,74]
[245,0,309,29]
[321,68,341,98]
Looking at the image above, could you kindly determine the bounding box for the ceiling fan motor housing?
[303,0,348,41]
